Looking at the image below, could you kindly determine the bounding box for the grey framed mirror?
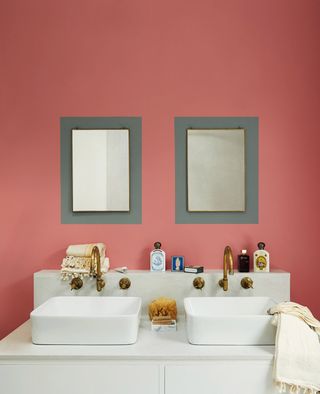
[175,117,258,224]
[60,117,142,224]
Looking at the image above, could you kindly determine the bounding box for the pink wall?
[1,0,320,339]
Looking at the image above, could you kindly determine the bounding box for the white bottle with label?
[150,242,166,272]
[253,242,270,272]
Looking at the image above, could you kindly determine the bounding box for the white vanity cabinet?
[165,361,274,394]
[0,363,161,394]
[0,360,276,394]
[0,320,277,394]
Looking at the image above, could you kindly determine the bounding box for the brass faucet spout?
[91,246,105,292]
[219,246,234,291]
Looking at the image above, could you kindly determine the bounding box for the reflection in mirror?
[187,128,245,212]
[72,129,130,212]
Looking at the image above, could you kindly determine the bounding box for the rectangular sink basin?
[31,296,141,345]
[184,297,276,345]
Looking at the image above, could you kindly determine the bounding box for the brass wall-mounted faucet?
[91,246,105,292]
[219,246,234,291]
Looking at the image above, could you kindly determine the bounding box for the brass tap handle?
[193,277,205,290]
[70,277,83,291]
[241,277,254,289]
[119,277,131,290]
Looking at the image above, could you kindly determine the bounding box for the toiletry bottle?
[253,242,270,272]
[150,242,166,272]
[238,249,250,272]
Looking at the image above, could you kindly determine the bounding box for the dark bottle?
[238,249,250,272]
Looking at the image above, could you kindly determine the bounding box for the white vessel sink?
[31,296,141,345]
[184,297,276,345]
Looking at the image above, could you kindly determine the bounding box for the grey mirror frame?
[61,117,142,224]
[175,117,258,224]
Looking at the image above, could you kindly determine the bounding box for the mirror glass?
[187,128,245,212]
[72,129,130,212]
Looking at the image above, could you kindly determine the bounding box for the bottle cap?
[241,249,247,254]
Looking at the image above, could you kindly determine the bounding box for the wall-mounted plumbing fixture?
[218,245,234,291]
[241,277,254,289]
[69,246,105,292]
[70,277,83,290]
[193,277,205,290]
[91,246,105,292]
[119,277,131,290]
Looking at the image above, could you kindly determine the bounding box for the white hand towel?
[66,243,106,259]
[269,302,320,335]
[269,303,320,393]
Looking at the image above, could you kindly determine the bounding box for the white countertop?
[0,318,274,362]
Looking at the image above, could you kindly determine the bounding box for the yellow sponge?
[148,297,177,321]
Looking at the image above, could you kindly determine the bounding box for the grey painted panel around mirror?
[175,117,258,224]
[61,117,141,224]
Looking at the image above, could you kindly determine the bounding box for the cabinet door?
[0,363,160,394]
[165,361,276,394]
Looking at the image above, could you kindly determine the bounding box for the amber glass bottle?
[238,249,250,272]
